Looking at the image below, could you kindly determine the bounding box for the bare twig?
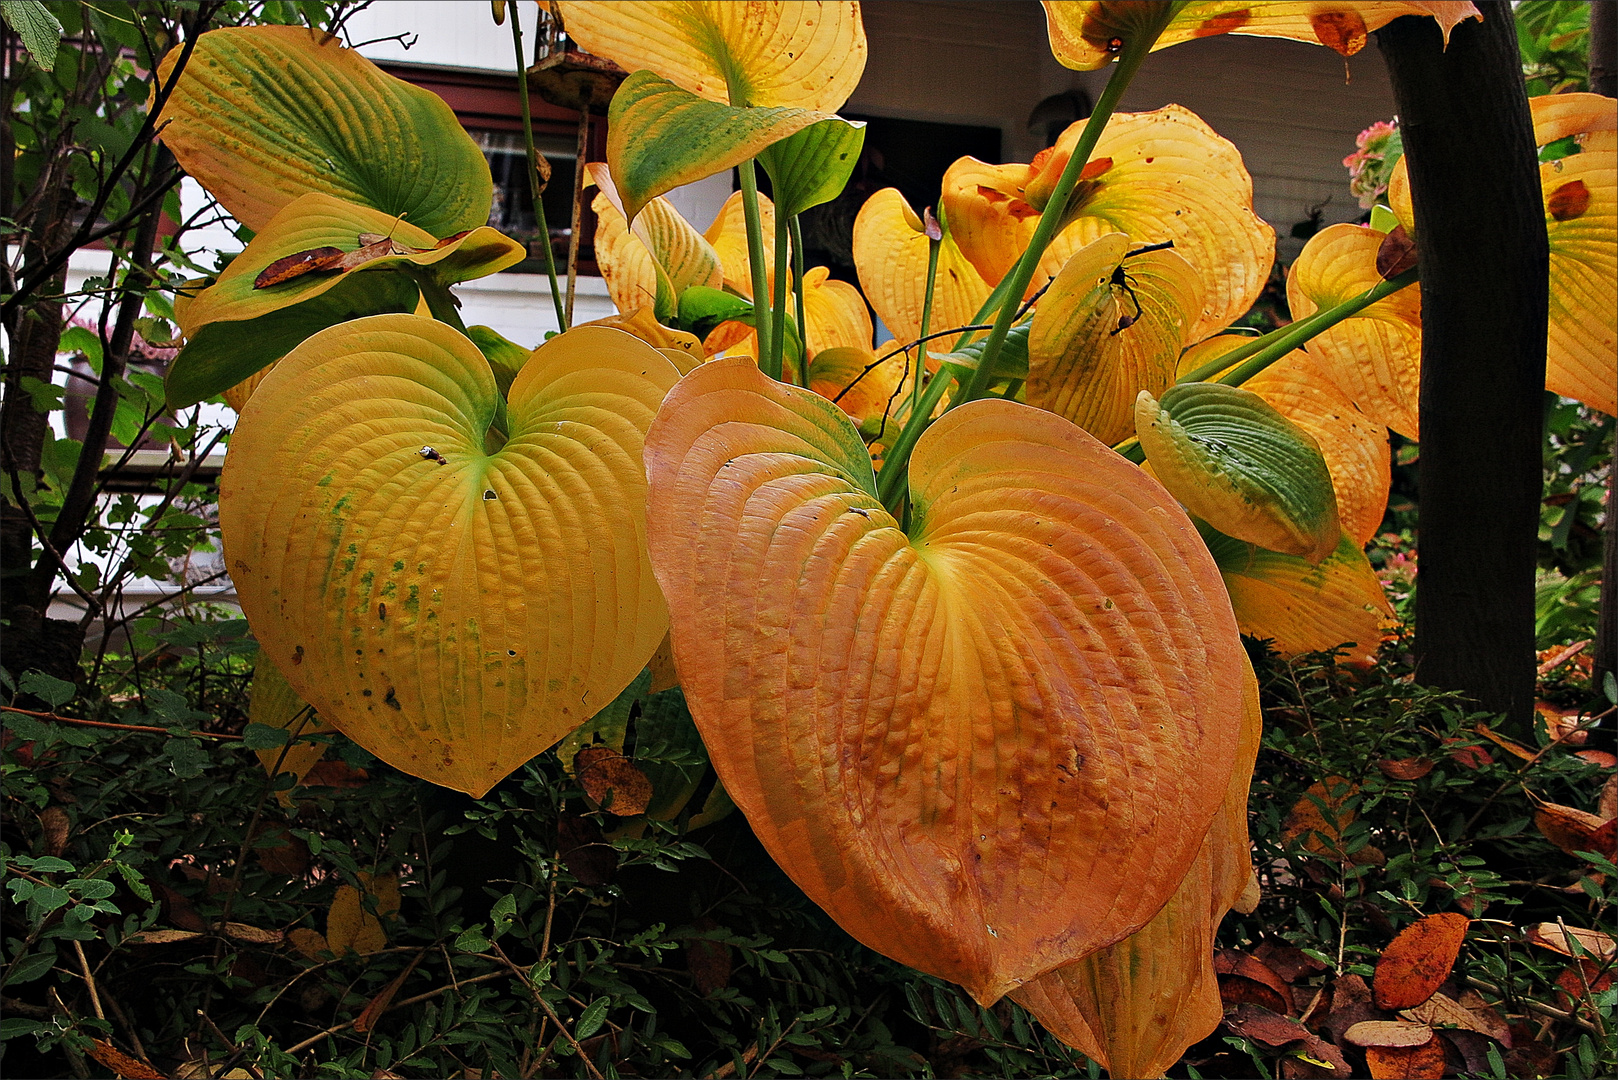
[0,705,243,740]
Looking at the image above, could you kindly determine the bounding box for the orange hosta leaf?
[1136,383,1341,564]
[1530,92,1618,148]
[800,265,874,357]
[1012,666,1262,1077]
[1040,3,1480,71]
[1283,776,1358,856]
[1373,912,1469,1009]
[807,345,915,430]
[1028,233,1202,445]
[1202,528,1395,663]
[555,1,865,110]
[644,356,1248,1003]
[1032,107,1274,340]
[704,190,775,299]
[940,156,1041,289]
[574,745,654,816]
[589,163,722,320]
[1244,351,1392,548]
[220,317,679,796]
[579,308,705,372]
[156,27,492,236]
[1364,1037,1446,1080]
[853,188,992,349]
[1534,802,1618,859]
[1289,224,1422,438]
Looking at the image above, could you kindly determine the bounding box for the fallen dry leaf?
[1344,1019,1436,1048]
[88,1040,165,1080]
[1215,949,1292,1015]
[222,922,284,945]
[1224,1002,1309,1046]
[557,811,617,886]
[1279,1035,1352,1078]
[1535,638,1589,676]
[1441,738,1494,770]
[1376,757,1434,781]
[126,928,206,945]
[575,745,654,816]
[1524,922,1616,960]
[1373,912,1469,1009]
[1364,1034,1445,1079]
[288,927,327,959]
[1577,749,1617,770]
[1554,959,1616,1023]
[1474,724,1536,761]
[302,760,368,788]
[1254,941,1329,984]
[1534,802,1617,859]
[1398,991,1500,1040]
[1603,774,1617,820]
[1375,226,1418,280]
[38,805,69,857]
[1455,988,1512,1045]
[1283,777,1358,857]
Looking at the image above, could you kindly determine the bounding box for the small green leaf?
[574,997,610,1040]
[757,117,866,219]
[609,71,830,223]
[1,950,57,986]
[454,926,492,953]
[677,286,753,340]
[241,722,291,750]
[163,739,210,780]
[0,0,62,71]
[0,1016,46,1039]
[19,671,76,709]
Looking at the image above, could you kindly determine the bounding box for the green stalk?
[876,361,955,509]
[913,229,942,417]
[737,159,777,379]
[770,201,791,382]
[508,2,567,331]
[790,216,808,387]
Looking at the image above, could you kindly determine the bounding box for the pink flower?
[1344,120,1403,209]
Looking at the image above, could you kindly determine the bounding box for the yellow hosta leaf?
[1288,223,1422,438]
[580,308,705,373]
[1541,143,1616,415]
[704,190,776,299]
[1035,107,1275,341]
[1041,2,1480,71]
[941,156,1041,289]
[157,26,492,236]
[555,1,866,110]
[853,188,992,349]
[221,316,680,796]
[806,345,915,430]
[1028,232,1203,446]
[247,656,333,808]
[1245,352,1391,547]
[1530,92,1618,147]
[1205,528,1395,664]
[588,163,722,320]
[1014,663,1262,1077]
[1136,383,1341,564]
[326,873,401,956]
[645,357,1248,1003]
[801,265,873,357]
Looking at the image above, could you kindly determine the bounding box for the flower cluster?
[1343,119,1403,209]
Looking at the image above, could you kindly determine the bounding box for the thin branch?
[0,705,243,740]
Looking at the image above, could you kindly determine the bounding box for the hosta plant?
[149,1,1614,1075]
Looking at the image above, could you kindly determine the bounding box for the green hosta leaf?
[933,323,1032,382]
[554,667,652,773]
[157,25,493,235]
[220,316,680,796]
[608,70,830,223]
[168,193,523,409]
[1137,382,1341,564]
[635,688,709,822]
[466,325,531,396]
[757,117,866,218]
[677,285,753,340]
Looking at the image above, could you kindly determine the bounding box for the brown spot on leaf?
[1195,9,1251,38]
[1547,179,1590,221]
[1311,10,1369,56]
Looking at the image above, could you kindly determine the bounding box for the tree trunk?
[1588,0,1616,726]
[1378,3,1548,733]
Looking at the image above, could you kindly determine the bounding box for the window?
[473,130,584,273]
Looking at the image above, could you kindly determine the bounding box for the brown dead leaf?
[1475,724,1536,761]
[251,824,311,877]
[223,922,284,945]
[1283,777,1358,857]
[1376,757,1434,781]
[1441,737,1494,770]
[1225,1003,1309,1046]
[1215,949,1292,1015]
[1364,1034,1445,1079]
[1279,1035,1352,1078]
[686,919,732,997]
[356,950,425,1033]
[1534,802,1618,858]
[1533,700,1589,745]
[1254,941,1329,984]
[1455,988,1512,1045]
[302,760,369,788]
[557,811,617,886]
[1373,912,1469,1009]
[1577,749,1618,770]
[1602,774,1618,820]
[288,927,327,959]
[1375,226,1418,280]
[88,1040,165,1080]
[1524,921,1616,960]
[1503,1025,1559,1077]
[1554,960,1616,1023]
[126,928,205,945]
[1344,1019,1436,1048]
[575,745,653,816]
[253,246,345,288]
[1547,179,1591,222]
[1398,991,1499,1039]
[38,805,69,856]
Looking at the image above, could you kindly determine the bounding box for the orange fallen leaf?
[1524,922,1615,960]
[1283,777,1358,857]
[1375,225,1417,279]
[574,746,654,816]
[127,928,206,945]
[1474,724,1536,761]
[1534,802,1617,859]
[1373,912,1469,1010]
[88,1040,165,1080]
[1364,1034,1446,1079]
[253,245,344,288]
[1215,949,1292,1015]
[1398,991,1500,1040]
[1377,757,1434,781]
[1554,960,1615,1024]
[287,927,327,959]
[1441,738,1493,770]
[1225,1003,1309,1046]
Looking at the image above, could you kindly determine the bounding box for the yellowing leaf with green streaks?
[220,316,680,796]
[169,193,523,409]
[1028,233,1202,446]
[1202,525,1394,664]
[607,71,831,223]
[1288,223,1422,438]
[1136,382,1341,564]
[853,188,991,351]
[555,1,866,110]
[644,357,1248,1004]
[588,163,723,321]
[1013,661,1261,1078]
[157,26,493,236]
[1041,2,1479,71]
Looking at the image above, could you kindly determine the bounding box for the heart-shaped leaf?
[1136,382,1341,564]
[853,187,992,350]
[1200,524,1394,663]
[1028,233,1203,446]
[608,71,831,223]
[1288,223,1422,438]
[157,25,493,235]
[589,163,723,321]
[1012,664,1261,1076]
[220,316,680,796]
[645,356,1249,1003]
[170,193,524,408]
[757,117,867,218]
[800,265,874,357]
[1041,2,1480,71]
[940,156,1044,291]
[555,0,866,110]
[1538,131,1615,415]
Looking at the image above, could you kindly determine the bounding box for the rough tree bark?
[1378,3,1548,733]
